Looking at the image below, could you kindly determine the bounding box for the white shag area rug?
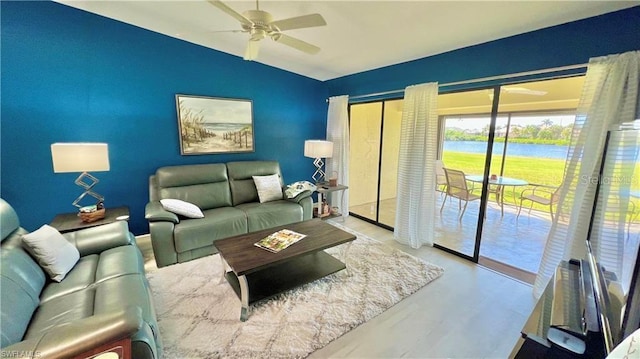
[147,223,444,359]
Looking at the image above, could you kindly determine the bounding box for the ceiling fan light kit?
[209,0,326,61]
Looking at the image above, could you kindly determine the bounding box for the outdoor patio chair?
[517,183,560,220]
[440,168,481,220]
[435,160,447,194]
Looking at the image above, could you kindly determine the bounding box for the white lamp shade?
[51,143,110,173]
[304,140,333,158]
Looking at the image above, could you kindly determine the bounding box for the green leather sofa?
[0,198,162,359]
[145,161,313,268]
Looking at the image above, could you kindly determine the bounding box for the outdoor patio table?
[465,175,529,216]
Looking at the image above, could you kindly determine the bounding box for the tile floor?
[351,194,553,279]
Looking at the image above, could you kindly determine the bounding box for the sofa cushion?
[228,161,284,205]
[25,288,95,339]
[156,163,232,210]
[173,207,247,253]
[39,254,99,303]
[160,199,204,218]
[39,246,145,303]
[22,224,80,282]
[95,246,145,283]
[236,200,304,232]
[253,174,283,203]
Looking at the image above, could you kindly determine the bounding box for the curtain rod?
[333,63,587,102]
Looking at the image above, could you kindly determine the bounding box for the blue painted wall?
[2,2,639,235]
[1,1,328,234]
[327,6,640,98]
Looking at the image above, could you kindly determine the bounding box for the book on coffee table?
[254,229,307,253]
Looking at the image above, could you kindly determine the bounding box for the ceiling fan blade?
[207,0,253,27]
[272,33,320,55]
[270,14,326,31]
[244,40,260,61]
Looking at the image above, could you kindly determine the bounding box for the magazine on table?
[254,229,307,253]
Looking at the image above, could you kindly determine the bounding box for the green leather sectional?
[145,161,313,268]
[0,198,162,358]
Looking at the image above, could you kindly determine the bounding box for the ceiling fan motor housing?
[242,10,273,29]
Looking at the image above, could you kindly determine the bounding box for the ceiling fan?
[208,0,327,61]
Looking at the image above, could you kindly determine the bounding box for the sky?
[179,96,252,124]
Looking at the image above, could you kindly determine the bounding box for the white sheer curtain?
[325,95,350,219]
[533,50,640,297]
[394,83,439,248]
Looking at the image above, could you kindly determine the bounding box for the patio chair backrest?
[444,168,469,192]
[435,160,447,184]
[551,186,561,203]
[435,160,445,176]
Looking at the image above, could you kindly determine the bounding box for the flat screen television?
[585,126,640,355]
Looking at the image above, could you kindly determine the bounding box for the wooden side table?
[50,206,130,233]
[316,184,348,220]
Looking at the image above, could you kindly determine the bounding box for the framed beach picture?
[175,94,254,155]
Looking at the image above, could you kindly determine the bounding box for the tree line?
[445,120,573,145]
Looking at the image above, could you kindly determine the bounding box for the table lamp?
[304,140,333,183]
[51,143,110,208]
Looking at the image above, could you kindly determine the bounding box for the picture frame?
[175,94,254,155]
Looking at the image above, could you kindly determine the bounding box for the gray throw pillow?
[22,224,80,282]
[160,198,204,218]
[253,174,283,203]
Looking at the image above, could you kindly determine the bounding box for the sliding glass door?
[348,76,586,282]
[349,99,402,228]
[478,76,584,282]
[349,102,382,222]
[435,88,495,258]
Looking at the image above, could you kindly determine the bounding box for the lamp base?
[312,157,326,183]
[72,172,104,208]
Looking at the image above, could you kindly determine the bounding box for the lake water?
[444,140,569,160]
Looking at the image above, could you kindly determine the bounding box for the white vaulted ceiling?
[55,1,638,81]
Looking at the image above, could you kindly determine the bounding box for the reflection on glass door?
[349,99,403,228]
[379,100,403,227]
[349,102,382,222]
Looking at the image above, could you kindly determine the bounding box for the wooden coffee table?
[214,219,356,321]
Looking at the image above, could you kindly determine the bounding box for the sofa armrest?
[285,190,313,204]
[1,306,143,359]
[145,201,179,223]
[64,221,135,257]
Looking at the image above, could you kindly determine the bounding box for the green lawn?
[442,151,566,187]
[441,151,565,208]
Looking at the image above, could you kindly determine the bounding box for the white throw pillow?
[160,199,204,218]
[253,174,283,203]
[22,224,80,282]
